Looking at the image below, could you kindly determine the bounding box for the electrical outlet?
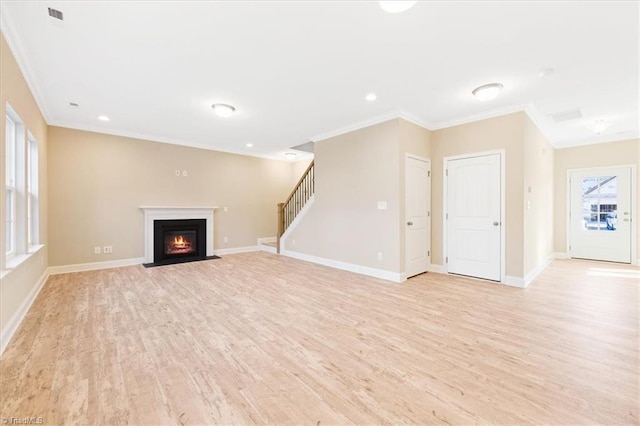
[223,237,228,243]
[223,206,228,213]
[377,252,383,260]
[94,246,101,255]
[292,239,296,246]
[182,170,188,177]
[103,246,113,254]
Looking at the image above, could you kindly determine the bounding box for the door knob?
[407,221,413,226]
[492,221,500,226]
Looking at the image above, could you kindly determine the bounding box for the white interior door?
[446,153,501,281]
[569,166,632,263]
[405,156,430,277]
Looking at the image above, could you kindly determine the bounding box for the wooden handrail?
[283,160,314,207]
[277,160,314,253]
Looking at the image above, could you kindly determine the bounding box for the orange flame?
[173,235,188,248]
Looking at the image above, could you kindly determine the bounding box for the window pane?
[5,116,15,185]
[6,189,13,253]
[581,176,617,231]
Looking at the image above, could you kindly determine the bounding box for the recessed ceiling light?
[284,152,298,160]
[211,103,236,118]
[246,143,253,148]
[592,119,613,134]
[472,83,504,101]
[365,93,377,102]
[98,115,110,121]
[538,68,554,77]
[379,1,417,13]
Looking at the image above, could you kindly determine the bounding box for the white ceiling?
[1,1,638,160]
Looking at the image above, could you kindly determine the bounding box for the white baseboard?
[214,246,260,256]
[48,257,145,275]
[553,252,569,259]
[503,275,526,288]
[1,269,49,355]
[427,263,447,274]
[523,256,553,287]
[281,249,403,283]
[258,244,277,254]
[257,237,276,244]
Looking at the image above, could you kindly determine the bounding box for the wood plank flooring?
[1,253,638,425]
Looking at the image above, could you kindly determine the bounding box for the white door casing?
[405,155,430,278]
[568,166,633,263]
[445,153,502,281]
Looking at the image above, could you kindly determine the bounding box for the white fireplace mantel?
[140,206,219,263]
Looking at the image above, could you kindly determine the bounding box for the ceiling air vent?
[48,8,64,20]
[549,108,582,123]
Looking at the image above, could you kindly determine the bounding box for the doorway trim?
[565,164,637,265]
[443,149,506,283]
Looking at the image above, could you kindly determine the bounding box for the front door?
[446,153,502,281]
[405,156,430,277]
[569,166,632,263]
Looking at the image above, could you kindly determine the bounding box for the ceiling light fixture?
[472,83,504,101]
[365,93,377,102]
[379,1,417,13]
[246,143,253,148]
[211,103,236,118]
[98,115,110,121]
[284,152,298,160]
[592,119,613,134]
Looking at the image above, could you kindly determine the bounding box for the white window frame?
[27,133,39,248]
[5,113,17,259]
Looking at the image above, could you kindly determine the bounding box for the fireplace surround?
[141,206,218,264]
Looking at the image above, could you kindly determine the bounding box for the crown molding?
[428,103,530,130]
[0,8,52,122]
[48,119,312,162]
[309,110,407,143]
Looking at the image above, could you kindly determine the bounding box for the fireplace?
[141,206,218,265]
[153,219,207,265]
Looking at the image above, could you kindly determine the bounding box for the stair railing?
[277,160,314,253]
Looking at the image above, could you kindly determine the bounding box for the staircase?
[276,160,314,253]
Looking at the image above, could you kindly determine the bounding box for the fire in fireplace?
[152,219,207,265]
[165,230,196,255]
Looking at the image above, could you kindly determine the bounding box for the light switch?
[377,201,387,210]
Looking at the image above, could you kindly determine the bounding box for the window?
[5,114,16,257]
[581,175,618,231]
[27,134,39,247]
[3,104,38,270]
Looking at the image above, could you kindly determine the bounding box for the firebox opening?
[150,218,208,266]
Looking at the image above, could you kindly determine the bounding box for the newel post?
[276,203,284,254]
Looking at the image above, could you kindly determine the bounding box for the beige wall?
[431,112,526,278]
[286,119,402,272]
[0,32,49,332]
[523,115,554,275]
[47,127,295,266]
[553,139,640,257]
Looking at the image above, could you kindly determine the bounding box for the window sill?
[1,244,45,279]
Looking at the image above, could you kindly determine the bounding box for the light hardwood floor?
[1,253,638,425]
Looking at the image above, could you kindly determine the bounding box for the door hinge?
[446,169,448,177]
[428,211,430,217]
[446,256,448,263]
[446,213,448,220]
[428,171,431,178]
[428,250,430,256]
[569,245,571,251]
